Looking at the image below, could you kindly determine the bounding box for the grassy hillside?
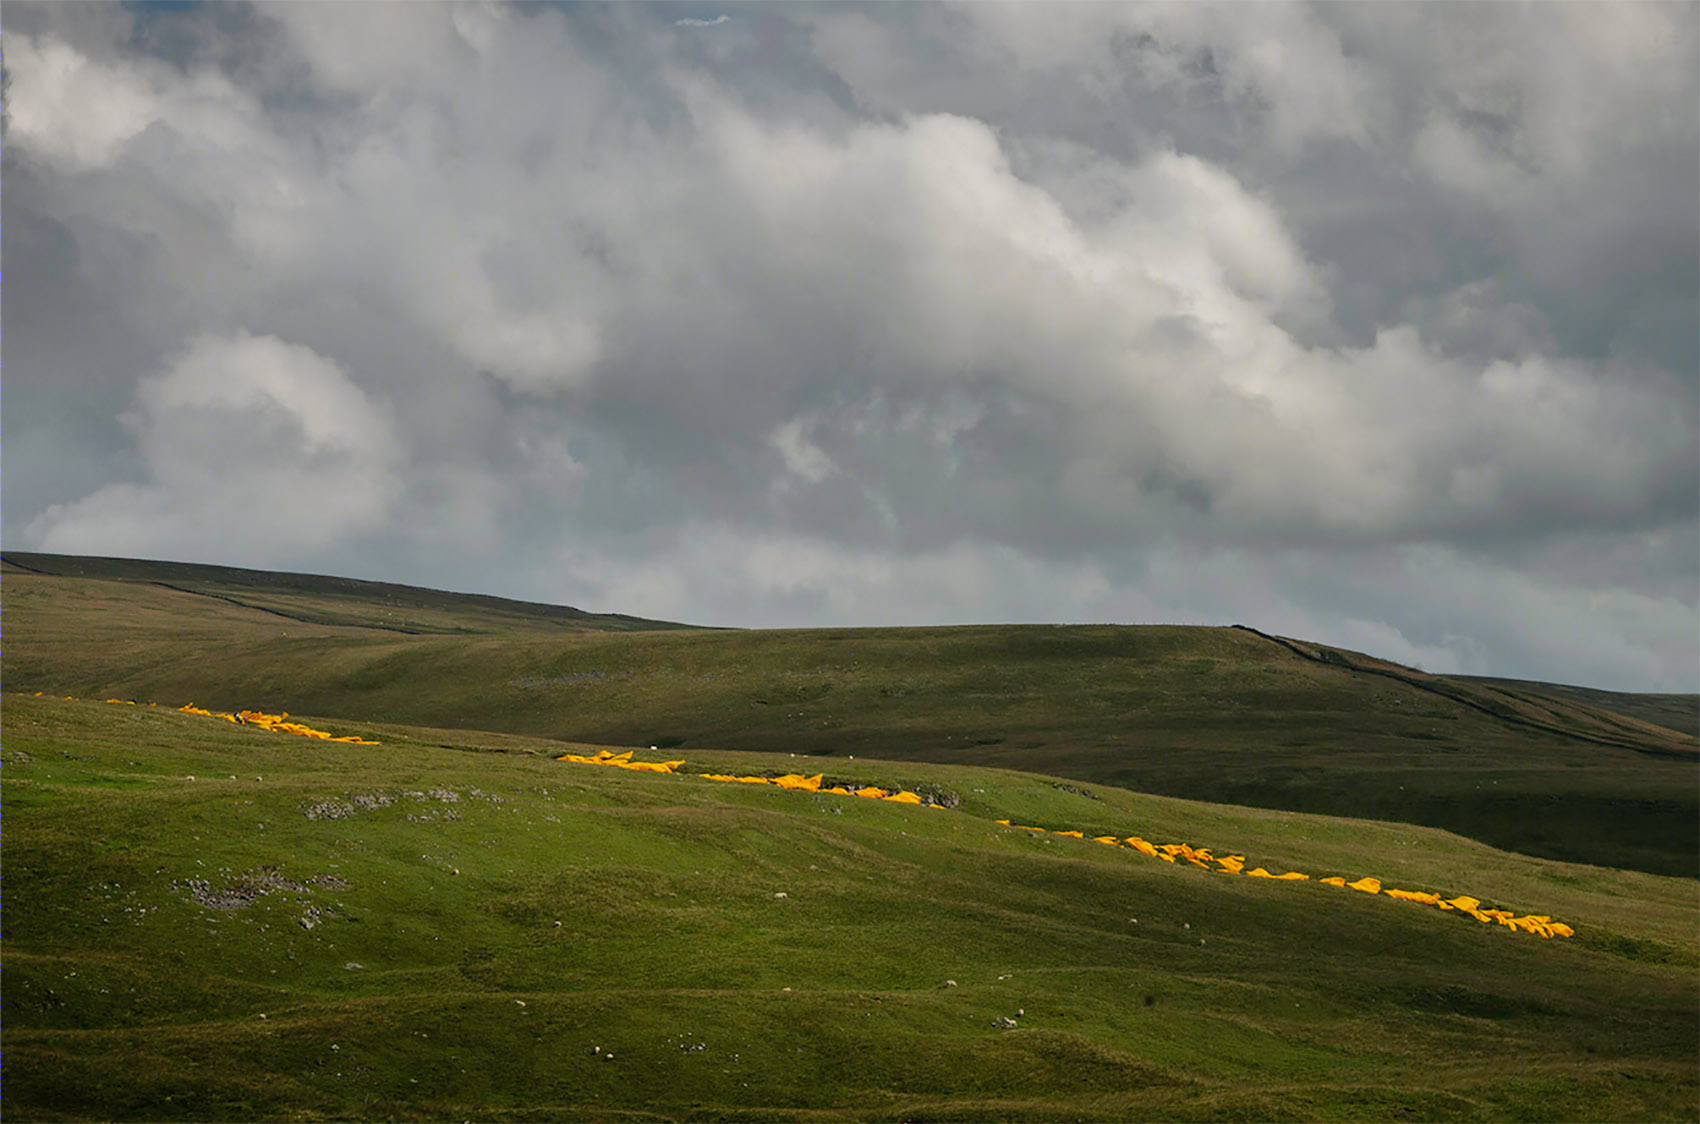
[5,554,1695,877]
[1457,675,1699,739]
[2,551,695,634]
[5,694,1695,1122]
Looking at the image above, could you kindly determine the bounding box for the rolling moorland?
[5,553,1695,877]
[3,553,1696,1121]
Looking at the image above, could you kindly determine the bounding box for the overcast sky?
[6,1,1697,690]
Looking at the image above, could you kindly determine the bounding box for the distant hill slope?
[5,552,1695,877]
[2,551,696,634]
[1456,675,1699,739]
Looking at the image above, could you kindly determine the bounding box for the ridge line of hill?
[152,579,429,635]
[1,550,701,633]
[1229,624,1693,760]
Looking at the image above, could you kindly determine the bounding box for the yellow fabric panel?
[1347,877,1381,894]
[884,791,924,804]
[1549,922,1574,937]
[1272,872,1309,880]
[1216,856,1245,873]
[824,786,852,795]
[1245,867,1274,878]
[1320,876,1347,887]
[1094,836,1121,845]
[1055,830,1085,838]
[735,776,771,784]
[854,786,888,798]
[1125,838,1159,857]
[1446,896,1481,912]
[1388,889,1442,904]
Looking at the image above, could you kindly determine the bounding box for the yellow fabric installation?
[543,747,1572,941]
[1386,888,1442,904]
[167,700,379,744]
[558,750,681,773]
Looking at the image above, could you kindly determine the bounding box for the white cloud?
[7,3,1693,692]
[4,34,159,171]
[29,333,403,566]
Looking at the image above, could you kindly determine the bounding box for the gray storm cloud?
[5,1,1696,690]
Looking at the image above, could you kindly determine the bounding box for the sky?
[5,1,1697,691]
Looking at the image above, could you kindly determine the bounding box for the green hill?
[1456,675,1699,739]
[6,553,1693,877]
[4,694,1695,1121]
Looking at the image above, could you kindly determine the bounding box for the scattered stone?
[995,1017,1017,1028]
[344,962,363,971]
[1050,782,1101,801]
[304,799,355,821]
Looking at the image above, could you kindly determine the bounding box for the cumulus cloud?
[6,1,1694,690]
[28,333,403,566]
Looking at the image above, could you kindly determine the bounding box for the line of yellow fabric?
[160,700,380,744]
[552,751,938,807]
[531,745,1579,940]
[994,819,1571,938]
